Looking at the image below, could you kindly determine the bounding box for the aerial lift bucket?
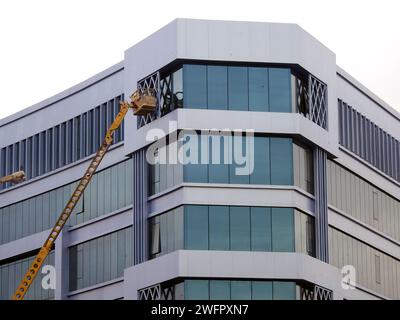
[130,89,157,116]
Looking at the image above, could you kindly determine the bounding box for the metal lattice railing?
[300,284,333,300]
[138,283,175,300]
[309,75,328,129]
[137,71,161,128]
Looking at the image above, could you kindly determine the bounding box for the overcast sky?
[0,0,399,120]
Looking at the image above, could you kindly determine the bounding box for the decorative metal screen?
[294,73,327,130]
[137,71,161,128]
[138,283,174,300]
[308,75,328,129]
[137,69,183,128]
[300,284,333,300]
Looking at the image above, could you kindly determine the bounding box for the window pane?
[174,206,184,251]
[228,67,248,111]
[185,280,209,300]
[249,67,269,112]
[252,281,273,300]
[272,208,294,252]
[183,134,208,183]
[183,65,207,109]
[210,280,230,300]
[173,68,183,109]
[231,281,251,300]
[269,68,291,112]
[209,206,230,250]
[270,138,293,185]
[208,134,230,183]
[250,136,270,184]
[150,222,161,255]
[251,207,272,251]
[184,205,209,250]
[207,66,228,110]
[230,135,250,184]
[230,206,251,251]
[273,281,296,300]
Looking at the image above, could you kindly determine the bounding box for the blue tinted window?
[208,134,230,183]
[272,208,294,252]
[207,66,228,110]
[250,136,270,184]
[230,135,250,184]
[270,138,293,185]
[210,280,230,300]
[231,281,251,300]
[185,280,209,300]
[184,205,209,250]
[249,67,269,112]
[251,207,272,251]
[183,65,207,109]
[252,281,273,300]
[230,206,250,251]
[228,67,248,111]
[269,68,291,112]
[273,281,296,300]
[183,134,208,183]
[209,206,230,250]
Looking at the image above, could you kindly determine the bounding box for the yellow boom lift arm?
[12,89,156,300]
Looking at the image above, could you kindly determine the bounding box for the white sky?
[0,0,399,120]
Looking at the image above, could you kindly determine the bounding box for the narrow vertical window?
[372,191,379,221]
[375,254,381,284]
[228,66,249,111]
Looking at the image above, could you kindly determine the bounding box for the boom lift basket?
[0,171,25,184]
[130,88,157,116]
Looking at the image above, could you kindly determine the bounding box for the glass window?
[185,280,209,300]
[173,68,183,109]
[251,207,272,251]
[208,134,230,183]
[231,281,251,300]
[207,66,228,110]
[252,281,273,300]
[250,136,270,184]
[230,135,250,184]
[228,66,248,111]
[183,134,208,183]
[229,206,251,251]
[183,65,207,109]
[150,222,161,255]
[270,138,293,185]
[249,67,269,112]
[272,208,294,252]
[184,205,209,250]
[273,281,296,300]
[210,280,230,300]
[209,206,230,250]
[269,68,291,112]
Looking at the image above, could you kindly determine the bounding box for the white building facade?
[1,19,399,300]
